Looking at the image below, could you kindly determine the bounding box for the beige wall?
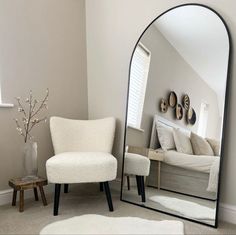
[86,0,236,206]
[127,24,220,148]
[0,0,88,190]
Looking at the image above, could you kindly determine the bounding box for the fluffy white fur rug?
[149,195,215,220]
[40,214,184,234]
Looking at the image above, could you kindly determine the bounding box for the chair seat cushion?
[124,153,150,176]
[46,152,117,183]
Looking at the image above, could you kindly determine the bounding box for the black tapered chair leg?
[140,176,146,202]
[100,182,104,192]
[64,184,69,193]
[127,176,130,190]
[136,176,141,195]
[54,184,61,216]
[104,181,114,211]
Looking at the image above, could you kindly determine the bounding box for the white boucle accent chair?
[124,152,150,202]
[46,117,117,216]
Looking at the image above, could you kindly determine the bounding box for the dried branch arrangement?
[14,89,49,143]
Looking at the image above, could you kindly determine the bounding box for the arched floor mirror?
[121,3,231,228]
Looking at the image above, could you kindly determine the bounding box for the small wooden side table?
[8,177,48,212]
[148,149,164,189]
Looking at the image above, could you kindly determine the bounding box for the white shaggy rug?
[149,195,215,220]
[40,214,184,234]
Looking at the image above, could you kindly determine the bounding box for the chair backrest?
[50,116,116,155]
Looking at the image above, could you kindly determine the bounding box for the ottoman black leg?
[127,176,130,190]
[140,176,146,202]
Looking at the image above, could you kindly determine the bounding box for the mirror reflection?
[122,5,230,226]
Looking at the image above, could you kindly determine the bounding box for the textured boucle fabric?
[124,152,150,176]
[50,117,116,155]
[46,152,117,183]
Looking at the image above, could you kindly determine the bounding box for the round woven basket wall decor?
[182,94,190,110]
[168,91,177,108]
[160,98,168,113]
[187,107,197,125]
[175,104,183,120]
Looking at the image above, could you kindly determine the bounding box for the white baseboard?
[1,186,236,225]
[0,189,15,206]
[219,203,236,224]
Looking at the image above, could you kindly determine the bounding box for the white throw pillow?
[206,138,220,156]
[190,132,214,156]
[156,122,175,151]
[173,128,193,155]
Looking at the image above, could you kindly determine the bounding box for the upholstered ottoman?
[124,152,150,202]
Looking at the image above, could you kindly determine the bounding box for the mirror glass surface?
[121,4,230,227]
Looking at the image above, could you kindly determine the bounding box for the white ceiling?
[154,5,229,114]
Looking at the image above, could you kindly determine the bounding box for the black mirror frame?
[120,3,232,228]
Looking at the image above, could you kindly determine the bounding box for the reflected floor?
[122,185,216,226]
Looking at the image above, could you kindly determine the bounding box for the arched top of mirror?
[132,4,230,115]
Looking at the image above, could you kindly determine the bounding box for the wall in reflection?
[127,23,222,148]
